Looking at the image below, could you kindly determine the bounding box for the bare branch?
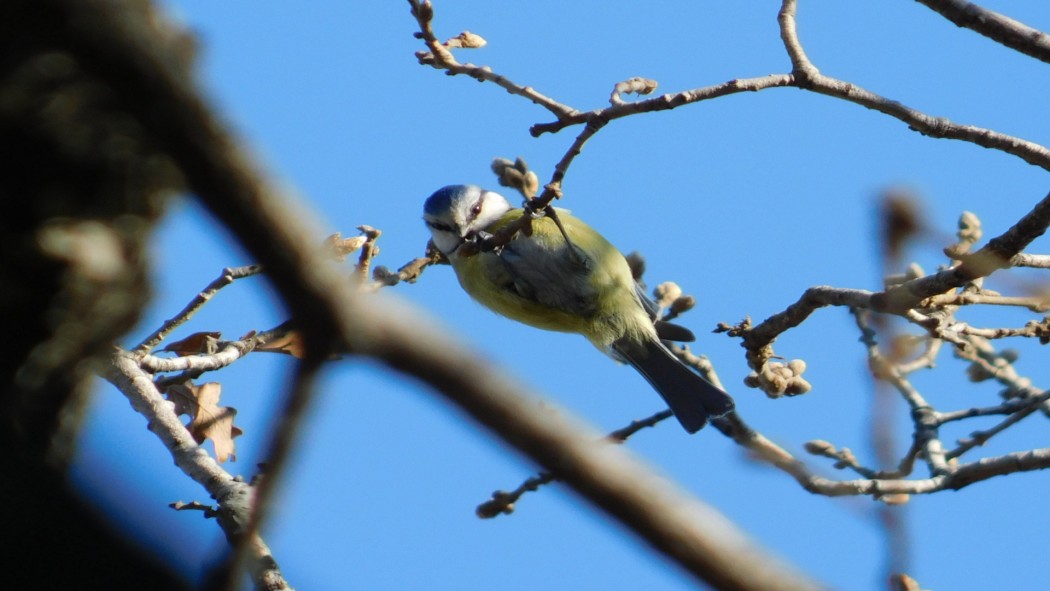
[810,77,1050,169]
[527,3,1050,174]
[530,75,795,137]
[456,119,614,259]
[476,409,674,518]
[210,358,324,591]
[104,350,290,590]
[544,117,608,198]
[947,399,1047,460]
[140,341,256,374]
[853,310,950,476]
[923,292,1050,312]
[730,191,1050,387]
[720,287,873,388]
[58,1,831,586]
[877,192,1050,312]
[406,0,577,120]
[135,265,262,354]
[1011,253,1050,268]
[777,0,819,78]
[936,392,1050,424]
[369,319,823,590]
[947,447,1050,489]
[716,290,1050,498]
[372,253,442,288]
[777,0,1050,171]
[915,0,1050,64]
[137,321,307,377]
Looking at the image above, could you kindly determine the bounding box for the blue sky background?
[72,2,1049,589]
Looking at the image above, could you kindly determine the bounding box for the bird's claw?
[469,230,504,255]
[522,200,548,220]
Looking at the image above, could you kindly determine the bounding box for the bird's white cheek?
[430,231,463,256]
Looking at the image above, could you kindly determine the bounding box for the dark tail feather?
[613,337,735,434]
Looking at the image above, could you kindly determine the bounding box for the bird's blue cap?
[424,184,474,215]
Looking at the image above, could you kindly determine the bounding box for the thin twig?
[1011,253,1050,268]
[135,265,263,354]
[853,309,950,476]
[477,409,674,517]
[530,75,795,136]
[406,0,577,120]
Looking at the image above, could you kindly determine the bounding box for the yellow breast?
[449,209,654,349]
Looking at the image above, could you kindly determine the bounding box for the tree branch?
[135,265,263,354]
[777,0,1050,171]
[915,0,1050,64]
[104,350,290,590]
[58,1,827,588]
[406,0,578,120]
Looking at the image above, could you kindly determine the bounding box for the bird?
[422,184,734,433]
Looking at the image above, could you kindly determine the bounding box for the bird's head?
[423,185,512,255]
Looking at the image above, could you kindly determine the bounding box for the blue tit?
[423,184,734,433]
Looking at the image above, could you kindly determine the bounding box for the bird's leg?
[542,206,587,266]
[521,199,586,265]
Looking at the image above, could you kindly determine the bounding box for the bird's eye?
[470,202,483,217]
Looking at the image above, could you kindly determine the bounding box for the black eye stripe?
[426,220,454,233]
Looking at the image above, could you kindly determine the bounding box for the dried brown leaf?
[162,331,222,356]
[166,381,242,463]
[256,328,307,359]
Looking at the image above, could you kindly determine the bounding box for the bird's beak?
[446,234,467,254]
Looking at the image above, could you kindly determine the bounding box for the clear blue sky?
[73,2,1050,589]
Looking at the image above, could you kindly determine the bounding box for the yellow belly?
[449,209,654,349]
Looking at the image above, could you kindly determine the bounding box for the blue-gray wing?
[636,283,659,320]
[491,237,599,317]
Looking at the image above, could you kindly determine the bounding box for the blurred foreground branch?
[11,0,1050,589]
[53,0,827,589]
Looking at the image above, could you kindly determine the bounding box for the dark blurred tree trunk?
[0,1,189,587]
